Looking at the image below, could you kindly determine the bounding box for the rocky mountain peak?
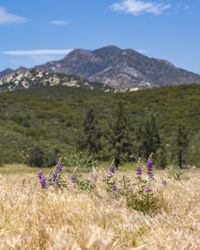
[0,68,14,79]
[93,45,122,60]
[1,45,200,90]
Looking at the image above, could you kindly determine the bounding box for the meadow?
[0,162,200,249]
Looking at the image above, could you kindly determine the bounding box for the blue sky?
[0,0,200,74]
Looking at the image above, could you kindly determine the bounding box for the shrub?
[28,147,45,167]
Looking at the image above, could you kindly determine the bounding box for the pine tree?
[109,101,132,167]
[78,108,102,159]
[156,145,167,169]
[175,124,189,169]
[136,115,161,160]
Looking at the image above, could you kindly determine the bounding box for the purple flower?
[57,161,62,172]
[91,174,97,182]
[38,171,47,188]
[147,158,154,179]
[71,175,76,183]
[55,179,60,188]
[38,171,43,180]
[145,185,151,192]
[128,188,133,193]
[51,171,58,181]
[112,185,118,191]
[136,164,142,175]
[109,165,115,175]
[162,180,167,186]
[40,178,47,188]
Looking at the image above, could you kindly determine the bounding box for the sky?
[0,0,200,74]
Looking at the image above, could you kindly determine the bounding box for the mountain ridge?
[1,45,200,90]
[35,45,200,89]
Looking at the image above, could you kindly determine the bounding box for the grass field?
[0,165,200,249]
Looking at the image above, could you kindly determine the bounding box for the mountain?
[35,45,200,89]
[0,68,113,93]
[0,68,14,79]
[0,66,27,80]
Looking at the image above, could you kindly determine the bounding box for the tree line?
[77,100,189,169]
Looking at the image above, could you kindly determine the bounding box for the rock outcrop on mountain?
[0,69,112,93]
[35,46,200,89]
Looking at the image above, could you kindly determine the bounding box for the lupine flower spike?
[57,159,62,172]
[51,171,58,181]
[112,185,118,191]
[145,185,151,192]
[147,153,154,179]
[37,171,47,188]
[71,175,76,183]
[109,164,115,175]
[136,158,142,176]
[38,171,43,180]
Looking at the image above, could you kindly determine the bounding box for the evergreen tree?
[136,115,161,160]
[135,125,144,158]
[77,108,102,159]
[156,145,167,169]
[175,124,189,169]
[109,101,132,167]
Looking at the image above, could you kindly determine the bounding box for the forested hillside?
[0,83,200,167]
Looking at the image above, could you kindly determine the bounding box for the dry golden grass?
[0,169,200,249]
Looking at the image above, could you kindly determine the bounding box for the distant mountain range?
[1,45,200,91]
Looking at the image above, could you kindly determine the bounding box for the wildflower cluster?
[102,164,116,193]
[37,159,67,189]
[130,156,157,213]
[37,154,167,214]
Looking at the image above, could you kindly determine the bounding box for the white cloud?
[50,20,69,25]
[3,49,72,56]
[0,7,27,24]
[30,55,62,65]
[110,0,171,15]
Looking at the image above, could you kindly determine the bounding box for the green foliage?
[64,149,93,169]
[77,108,102,159]
[99,160,159,214]
[108,100,133,167]
[155,146,167,169]
[168,168,183,181]
[76,179,96,191]
[174,124,189,168]
[136,115,161,160]
[28,147,59,168]
[0,83,200,167]
[102,174,116,192]
[28,147,45,167]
